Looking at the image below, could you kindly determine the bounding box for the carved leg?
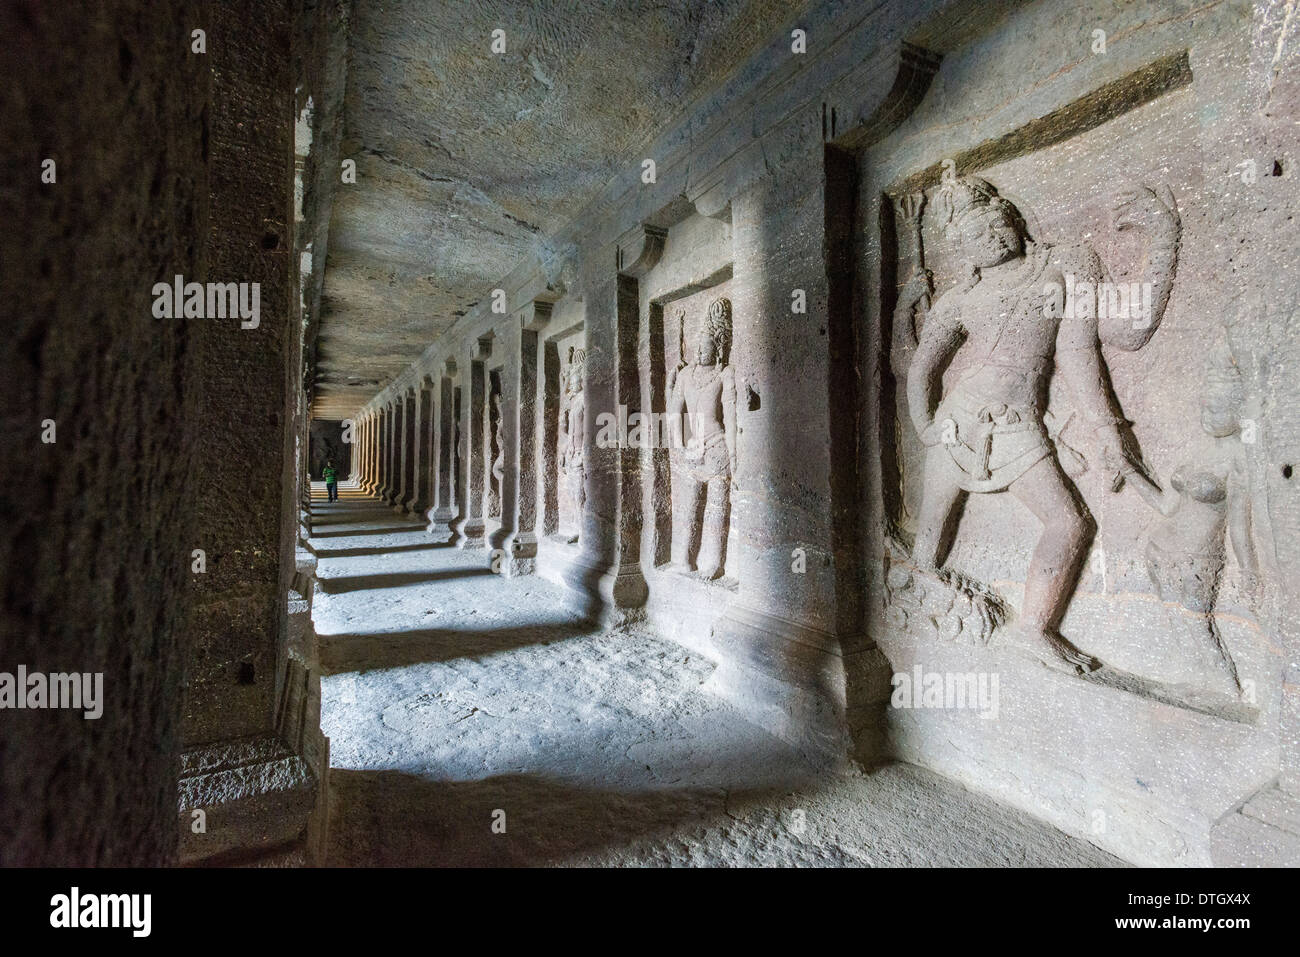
[695,474,730,580]
[1008,455,1101,674]
[912,445,966,569]
[670,472,704,571]
[1181,555,1242,692]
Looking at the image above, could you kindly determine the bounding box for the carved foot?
[1009,623,1102,676]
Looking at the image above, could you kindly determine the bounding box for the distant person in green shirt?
[323,460,339,502]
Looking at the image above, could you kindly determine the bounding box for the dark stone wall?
[182,0,295,747]
[0,2,208,864]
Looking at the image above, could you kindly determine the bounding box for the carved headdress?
[934,175,1030,241]
[703,297,733,365]
[566,345,586,393]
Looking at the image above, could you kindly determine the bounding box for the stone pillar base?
[177,735,321,866]
[501,531,538,577]
[178,547,333,866]
[455,518,486,549]
[487,521,510,552]
[425,507,456,542]
[706,603,892,765]
[562,552,647,625]
[498,554,536,577]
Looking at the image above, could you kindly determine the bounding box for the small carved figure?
[905,176,1179,674]
[452,415,462,506]
[488,389,504,518]
[667,297,737,580]
[559,346,586,540]
[1122,348,1259,691]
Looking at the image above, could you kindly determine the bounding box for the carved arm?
[667,374,687,451]
[905,303,962,442]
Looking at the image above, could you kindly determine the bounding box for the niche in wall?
[543,324,586,544]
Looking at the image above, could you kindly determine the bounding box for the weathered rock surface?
[311,492,1118,866]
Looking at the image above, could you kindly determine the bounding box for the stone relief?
[890,175,1181,676]
[884,549,1008,645]
[1120,347,1260,692]
[558,345,586,543]
[487,384,503,520]
[452,402,462,509]
[667,296,736,581]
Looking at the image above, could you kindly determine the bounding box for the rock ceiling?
[312,0,800,418]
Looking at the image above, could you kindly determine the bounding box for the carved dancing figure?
[668,297,737,580]
[902,176,1179,674]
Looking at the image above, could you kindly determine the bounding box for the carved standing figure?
[559,346,586,539]
[488,389,504,518]
[904,176,1178,674]
[452,413,462,509]
[1121,348,1259,691]
[668,297,737,580]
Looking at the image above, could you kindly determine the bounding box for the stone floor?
[309,483,1122,867]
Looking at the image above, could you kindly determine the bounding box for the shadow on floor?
[316,567,494,595]
[310,524,426,538]
[319,620,597,674]
[313,542,452,558]
[325,762,1125,867]
[327,768,745,866]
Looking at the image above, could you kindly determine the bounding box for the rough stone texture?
[311,490,1119,866]
[177,0,328,865]
[178,735,317,865]
[338,0,1300,868]
[313,0,805,417]
[0,1,207,865]
[10,0,1299,870]
[183,0,299,749]
[854,0,1300,866]
[295,0,351,413]
[352,0,916,758]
